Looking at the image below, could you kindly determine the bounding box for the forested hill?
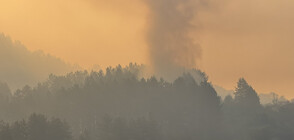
[0,33,75,90]
[0,64,293,140]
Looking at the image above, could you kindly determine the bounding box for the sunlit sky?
[1,0,294,98]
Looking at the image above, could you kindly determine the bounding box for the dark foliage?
[0,114,71,140]
[0,64,293,140]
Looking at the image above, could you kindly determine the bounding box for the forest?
[0,64,294,140]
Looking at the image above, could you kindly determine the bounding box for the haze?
[1,0,294,98]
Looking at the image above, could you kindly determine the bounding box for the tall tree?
[234,78,260,108]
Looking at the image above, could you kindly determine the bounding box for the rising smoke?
[144,0,210,80]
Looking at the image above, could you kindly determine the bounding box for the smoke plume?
[144,0,208,80]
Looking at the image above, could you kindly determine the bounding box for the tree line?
[0,63,294,140]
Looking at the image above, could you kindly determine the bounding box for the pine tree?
[234,78,260,108]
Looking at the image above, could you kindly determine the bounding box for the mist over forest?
[0,58,293,140]
[1,0,294,139]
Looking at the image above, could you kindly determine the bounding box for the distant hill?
[213,85,234,100]
[259,92,288,105]
[0,33,76,90]
[214,85,289,105]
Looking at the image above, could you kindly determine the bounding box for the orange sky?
[1,0,294,98]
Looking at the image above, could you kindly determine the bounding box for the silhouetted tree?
[234,78,261,109]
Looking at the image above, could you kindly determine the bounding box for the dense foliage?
[0,113,71,140]
[0,64,293,140]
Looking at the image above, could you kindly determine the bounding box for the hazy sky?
[1,0,294,98]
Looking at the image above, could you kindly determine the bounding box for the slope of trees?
[0,33,74,90]
[0,64,293,139]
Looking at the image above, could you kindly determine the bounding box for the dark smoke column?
[144,0,202,80]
